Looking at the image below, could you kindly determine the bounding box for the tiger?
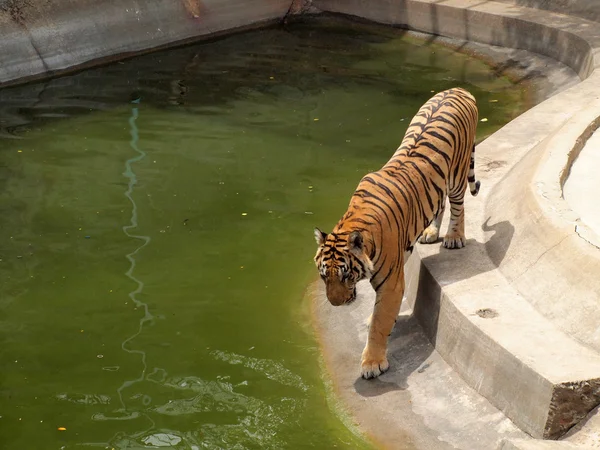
[313,87,480,379]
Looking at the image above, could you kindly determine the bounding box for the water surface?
[0,19,528,449]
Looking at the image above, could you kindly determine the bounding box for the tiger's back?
[380,87,478,245]
[314,87,481,379]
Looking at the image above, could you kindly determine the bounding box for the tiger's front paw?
[419,225,440,244]
[360,348,389,379]
[443,231,466,249]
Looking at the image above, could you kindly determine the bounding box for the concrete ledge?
[314,0,599,77]
[499,438,582,450]
[0,0,291,87]
[494,0,600,23]
[487,98,600,352]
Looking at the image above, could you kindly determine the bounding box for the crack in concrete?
[1,0,50,72]
[514,233,571,280]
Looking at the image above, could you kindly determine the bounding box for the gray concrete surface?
[0,0,290,86]
[494,0,600,23]
[499,438,582,450]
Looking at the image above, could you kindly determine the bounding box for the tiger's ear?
[314,228,327,246]
[348,231,363,252]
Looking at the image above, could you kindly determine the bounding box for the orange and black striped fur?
[314,88,480,379]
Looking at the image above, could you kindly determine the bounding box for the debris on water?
[489,99,499,103]
[480,118,488,122]
[313,118,319,121]
[97,354,104,359]
[17,150,22,153]
[142,433,182,447]
[241,212,248,216]
[58,427,66,431]
[304,211,313,215]
[85,236,91,239]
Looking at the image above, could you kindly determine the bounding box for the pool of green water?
[0,18,527,449]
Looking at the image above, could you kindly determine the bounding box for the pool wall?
[0,0,291,87]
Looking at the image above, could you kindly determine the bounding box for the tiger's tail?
[468,143,481,197]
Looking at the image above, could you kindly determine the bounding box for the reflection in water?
[116,97,155,425]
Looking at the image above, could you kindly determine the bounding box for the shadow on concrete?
[349,217,514,394]
[353,313,435,394]
[414,218,514,343]
[482,217,515,268]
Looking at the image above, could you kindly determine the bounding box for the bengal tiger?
[313,87,480,379]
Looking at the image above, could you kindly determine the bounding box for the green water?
[0,19,527,449]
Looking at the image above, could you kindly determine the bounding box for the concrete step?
[310,276,530,450]
[499,438,582,450]
[492,0,600,23]
[410,234,600,439]
[408,77,600,441]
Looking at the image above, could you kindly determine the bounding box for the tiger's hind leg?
[443,190,466,249]
[419,201,445,244]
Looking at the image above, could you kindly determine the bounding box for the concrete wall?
[0,0,291,87]
[495,0,600,22]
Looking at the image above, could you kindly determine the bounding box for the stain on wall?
[182,0,204,19]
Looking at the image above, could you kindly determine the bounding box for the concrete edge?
[313,0,600,77]
[498,437,582,450]
[0,0,292,87]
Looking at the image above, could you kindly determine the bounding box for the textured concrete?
[499,438,582,450]
[0,0,290,86]
[494,0,600,23]
[564,405,600,447]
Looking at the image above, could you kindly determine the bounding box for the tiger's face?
[313,228,373,306]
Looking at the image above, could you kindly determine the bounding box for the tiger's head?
[313,228,374,306]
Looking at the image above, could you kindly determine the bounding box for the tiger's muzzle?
[325,281,357,306]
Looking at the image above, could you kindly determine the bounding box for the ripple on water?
[211,349,309,392]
